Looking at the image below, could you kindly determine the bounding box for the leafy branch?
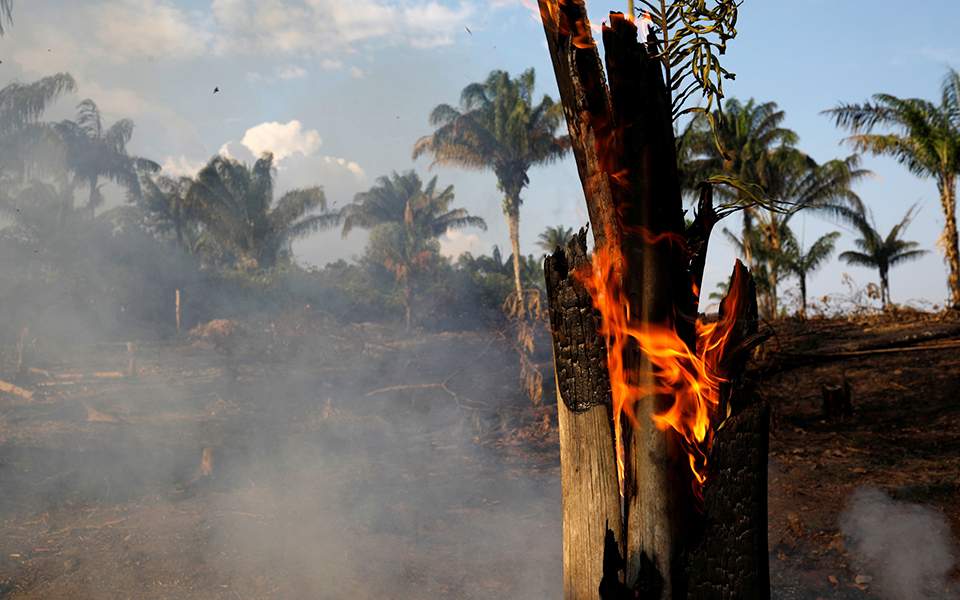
[638,0,741,121]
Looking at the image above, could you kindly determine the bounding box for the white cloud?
[92,0,212,62]
[240,120,322,162]
[10,0,210,73]
[228,123,364,181]
[321,156,365,179]
[210,0,476,55]
[160,155,207,178]
[218,141,241,160]
[402,2,474,48]
[350,66,366,79]
[439,229,482,259]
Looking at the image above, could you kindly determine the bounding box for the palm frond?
[270,187,327,230]
[839,250,877,268]
[0,73,77,134]
[887,248,928,266]
[0,0,11,35]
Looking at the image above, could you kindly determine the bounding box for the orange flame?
[576,240,746,499]
[527,0,603,45]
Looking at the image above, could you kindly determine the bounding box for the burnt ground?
[0,313,957,598]
[760,316,960,599]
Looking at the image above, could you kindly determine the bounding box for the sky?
[0,0,957,310]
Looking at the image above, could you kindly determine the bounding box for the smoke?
[840,487,959,600]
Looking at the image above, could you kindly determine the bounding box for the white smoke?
[840,487,959,600]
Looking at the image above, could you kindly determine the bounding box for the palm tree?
[824,70,960,309]
[0,73,75,136]
[342,170,485,238]
[0,73,76,179]
[413,68,569,305]
[722,226,778,314]
[187,152,337,270]
[751,150,867,315]
[343,170,486,328]
[56,100,159,217]
[780,227,841,318]
[839,206,927,309]
[537,224,575,253]
[459,245,545,290]
[684,98,798,263]
[140,174,197,250]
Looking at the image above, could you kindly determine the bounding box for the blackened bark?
[685,402,770,600]
[545,229,611,413]
[545,231,623,600]
[686,184,719,308]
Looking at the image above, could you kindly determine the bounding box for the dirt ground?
[0,313,957,599]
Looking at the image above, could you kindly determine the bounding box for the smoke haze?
[840,487,959,600]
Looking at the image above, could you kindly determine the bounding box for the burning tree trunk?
[539,1,769,598]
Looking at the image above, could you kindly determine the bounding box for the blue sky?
[1,0,956,310]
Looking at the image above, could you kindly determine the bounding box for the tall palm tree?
[56,99,159,216]
[0,73,76,179]
[684,98,798,264]
[0,73,75,137]
[752,150,867,315]
[839,206,927,309]
[722,225,777,314]
[343,170,486,328]
[536,224,575,253]
[824,70,960,309]
[413,68,569,305]
[140,173,197,250]
[187,152,337,270]
[780,227,840,318]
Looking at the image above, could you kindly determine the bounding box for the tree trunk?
[545,232,622,600]
[175,288,182,334]
[939,176,960,309]
[89,176,98,219]
[799,275,807,319]
[741,207,755,270]
[402,276,413,331]
[175,216,184,248]
[881,268,890,309]
[539,3,768,598]
[506,197,524,307]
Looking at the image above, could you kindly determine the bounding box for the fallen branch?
[0,378,33,401]
[765,339,960,371]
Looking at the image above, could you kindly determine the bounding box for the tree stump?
[538,1,770,597]
[821,380,853,420]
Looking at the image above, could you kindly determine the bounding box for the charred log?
[545,231,622,599]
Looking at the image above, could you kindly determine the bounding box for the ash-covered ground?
[0,313,957,599]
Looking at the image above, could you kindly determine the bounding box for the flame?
[528,0,603,45]
[576,239,746,499]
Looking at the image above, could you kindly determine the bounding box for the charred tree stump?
[821,380,853,420]
[538,1,769,598]
[545,230,622,599]
[685,402,770,599]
